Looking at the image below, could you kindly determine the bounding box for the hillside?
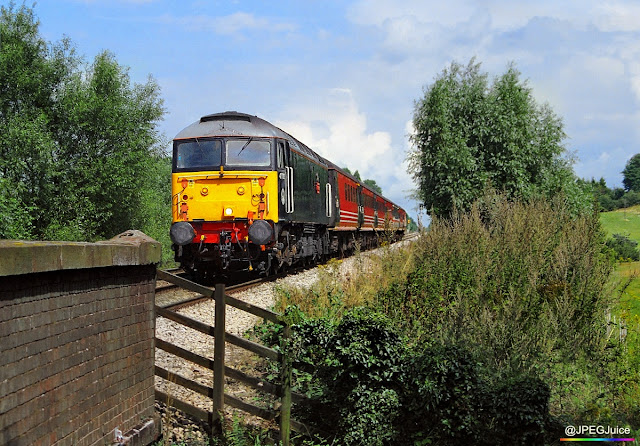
[600,204,640,244]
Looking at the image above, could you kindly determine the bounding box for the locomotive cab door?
[277,140,294,216]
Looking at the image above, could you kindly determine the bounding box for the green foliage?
[606,234,640,262]
[623,153,640,192]
[135,155,174,265]
[0,177,33,238]
[278,309,554,445]
[406,214,419,231]
[409,58,590,217]
[377,193,614,370]
[255,193,638,442]
[0,3,167,243]
[589,177,640,211]
[222,415,270,446]
[600,205,640,245]
[363,178,382,195]
[261,193,638,443]
[49,51,165,239]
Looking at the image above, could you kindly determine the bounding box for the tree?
[622,153,640,192]
[409,59,590,216]
[363,179,382,195]
[49,51,164,239]
[343,167,383,195]
[0,3,165,241]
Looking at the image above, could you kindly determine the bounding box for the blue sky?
[29,0,640,216]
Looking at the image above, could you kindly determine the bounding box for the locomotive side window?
[277,141,285,169]
[175,139,222,170]
[225,139,271,167]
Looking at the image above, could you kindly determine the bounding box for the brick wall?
[0,231,161,446]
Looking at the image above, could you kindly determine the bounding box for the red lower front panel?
[190,221,251,244]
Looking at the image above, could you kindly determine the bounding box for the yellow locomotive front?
[169,113,282,280]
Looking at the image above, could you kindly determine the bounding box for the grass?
[614,261,640,315]
[610,261,640,361]
[600,213,640,428]
[274,242,417,319]
[600,207,640,322]
[600,204,640,244]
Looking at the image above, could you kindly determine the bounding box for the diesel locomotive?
[169,111,406,281]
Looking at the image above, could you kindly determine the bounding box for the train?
[169,111,406,282]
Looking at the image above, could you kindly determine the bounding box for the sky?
[27,0,640,218]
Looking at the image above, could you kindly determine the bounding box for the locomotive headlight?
[224,207,234,216]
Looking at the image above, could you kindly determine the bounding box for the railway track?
[154,266,309,310]
[154,231,421,311]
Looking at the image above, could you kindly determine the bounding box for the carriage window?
[175,139,222,170]
[226,139,271,167]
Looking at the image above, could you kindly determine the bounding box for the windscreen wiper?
[237,137,253,156]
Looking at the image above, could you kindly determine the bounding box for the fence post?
[213,284,226,426]
[280,323,292,446]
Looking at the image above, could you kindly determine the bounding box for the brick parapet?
[0,231,161,446]
[0,230,161,277]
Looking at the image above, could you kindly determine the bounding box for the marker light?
[237,186,245,195]
[224,207,233,216]
[201,187,209,196]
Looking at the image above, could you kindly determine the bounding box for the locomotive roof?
[174,111,405,211]
[174,111,329,166]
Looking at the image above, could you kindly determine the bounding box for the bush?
[376,193,614,371]
[606,233,640,261]
[282,309,555,445]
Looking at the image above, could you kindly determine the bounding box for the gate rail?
[154,269,309,445]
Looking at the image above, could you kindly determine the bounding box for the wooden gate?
[154,270,308,445]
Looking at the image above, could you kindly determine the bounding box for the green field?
[600,208,640,358]
[600,204,640,245]
[612,261,640,318]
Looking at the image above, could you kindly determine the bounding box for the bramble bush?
[274,308,555,445]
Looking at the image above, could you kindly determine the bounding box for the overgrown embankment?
[268,195,639,445]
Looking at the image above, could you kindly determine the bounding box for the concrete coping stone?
[0,230,162,277]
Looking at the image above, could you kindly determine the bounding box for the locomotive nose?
[170,221,196,246]
[247,219,273,245]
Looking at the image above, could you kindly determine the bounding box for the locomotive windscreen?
[175,139,222,171]
[225,139,271,167]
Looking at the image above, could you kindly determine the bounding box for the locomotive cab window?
[225,139,272,168]
[174,139,222,171]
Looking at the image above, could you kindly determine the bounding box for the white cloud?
[276,89,391,172]
[593,1,640,32]
[158,12,296,36]
[348,0,477,28]
[274,89,414,208]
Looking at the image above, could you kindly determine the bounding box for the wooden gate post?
[213,284,226,423]
[280,323,292,446]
